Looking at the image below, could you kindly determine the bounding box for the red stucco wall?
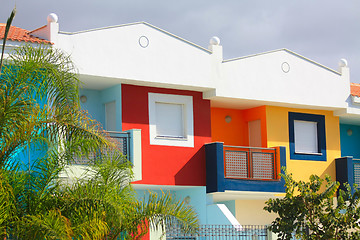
[122,84,211,186]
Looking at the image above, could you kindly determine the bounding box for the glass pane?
[294,120,318,153]
[105,101,116,131]
[155,102,184,138]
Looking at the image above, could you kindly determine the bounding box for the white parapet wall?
[29,14,352,113]
[215,49,350,110]
[55,22,214,91]
[127,129,142,181]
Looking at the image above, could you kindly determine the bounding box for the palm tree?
[0,11,199,239]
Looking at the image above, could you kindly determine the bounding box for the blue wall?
[205,142,286,193]
[340,124,360,158]
[79,89,105,126]
[11,84,122,170]
[335,157,356,193]
[15,97,47,169]
[217,200,236,216]
[135,187,207,224]
[174,187,207,224]
[79,84,122,131]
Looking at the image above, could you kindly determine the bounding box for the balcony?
[64,129,142,181]
[166,224,269,240]
[336,157,360,193]
[205,142,286,193]
[71,131,131,165]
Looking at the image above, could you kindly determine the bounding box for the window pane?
[105,101,116,131]
[155,102,184,138]
[294,120,318,153]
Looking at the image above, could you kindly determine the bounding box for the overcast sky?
[2,0,360,82]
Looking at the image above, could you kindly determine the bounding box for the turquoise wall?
[173,187,207,224]
[79,84,122,131]
[340,124,360,159]
[135,187,207,224]
[217,200,236,217]
[206,204,235,225]
[16,97,47,169]
[79,89,105,126]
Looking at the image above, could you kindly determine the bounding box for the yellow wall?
[235,200,277,225]
[266,106,341,181]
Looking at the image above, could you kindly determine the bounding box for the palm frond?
[17,209,73,240]
[0,7,16,74]
[135,191,199,235]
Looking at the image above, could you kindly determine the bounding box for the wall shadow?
[174,146,206,186]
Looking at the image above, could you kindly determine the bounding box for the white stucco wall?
[25,17,351,117]
[55,25,350,111]
[219,50,350,110]
[55,23,213,90]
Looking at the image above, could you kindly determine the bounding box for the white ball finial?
[339,58,348,67]
[47,13,58,23]
[210,36,220,46]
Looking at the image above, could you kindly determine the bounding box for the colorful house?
[0,22,53,169]
[2,13,358,239]
[336,82,360,193]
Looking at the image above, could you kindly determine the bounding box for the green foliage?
[0,15,199,238]
[0,7,16,73]
[264,169,360,240]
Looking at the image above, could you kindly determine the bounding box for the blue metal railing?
[107,131,130,159]
[71,131,130,165]
[353,159,360,187]
[166,225,269,240]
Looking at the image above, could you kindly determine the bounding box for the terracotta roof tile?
[0,24,52,44]
[350,83,360,97]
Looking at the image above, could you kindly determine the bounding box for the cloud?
[1,0,359,81]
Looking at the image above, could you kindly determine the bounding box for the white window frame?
[148,93,194,147]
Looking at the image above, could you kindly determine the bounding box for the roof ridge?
[59,21,211,54]
[223,48,340,75]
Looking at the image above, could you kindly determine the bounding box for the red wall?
[121,84,211,186]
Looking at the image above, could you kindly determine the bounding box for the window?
[288,112,326,161]
[105,101,116,131]
[294,120,318,154]
[155,102,184,138]
[148,93,194,147]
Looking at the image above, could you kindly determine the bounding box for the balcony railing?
[205,142,286,193]
[353,159,360,187]
[166,224,269,240]
[224,146,277,180]
[71,131,130,165]
[335,157,360,193]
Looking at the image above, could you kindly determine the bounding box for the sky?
[2,0,360,82]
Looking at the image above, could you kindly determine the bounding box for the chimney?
[31,13,59,44]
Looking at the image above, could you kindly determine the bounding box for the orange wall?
[211,108,245,146]
[243,106,267,147]
[211,106,267,147]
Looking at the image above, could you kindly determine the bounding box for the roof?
[59,21,211,54]
[0,24,52,44]
[351,83,360,97]
[223,48,340,75]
